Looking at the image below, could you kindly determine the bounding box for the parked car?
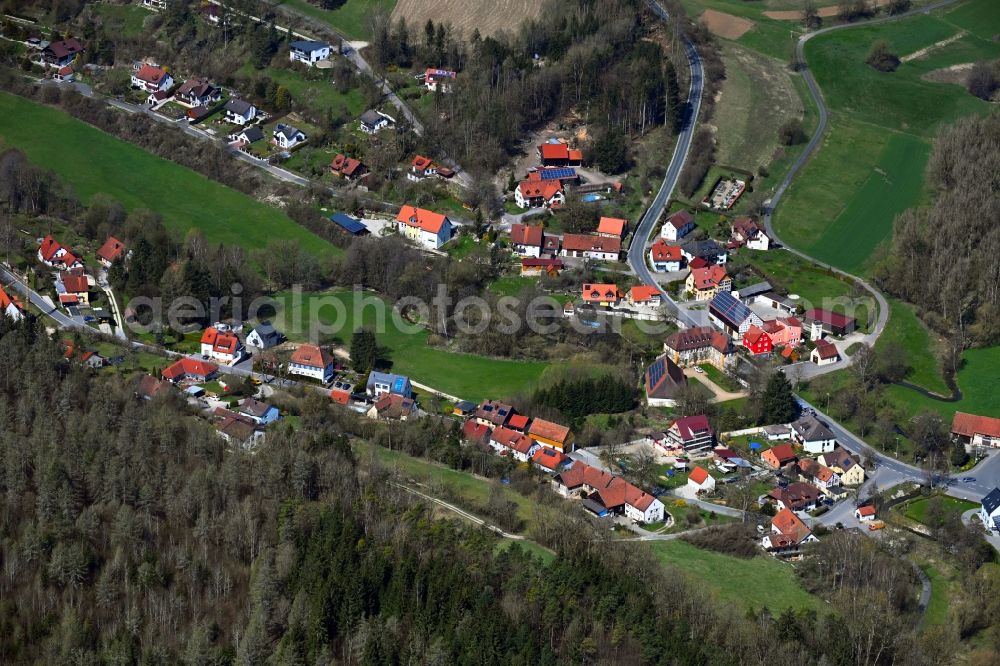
[868,520,886,531]
[695,367,704,374]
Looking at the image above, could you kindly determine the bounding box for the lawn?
[698,363,742,393]
[874,300,948,394]
[272,289,550,401]
[0,94,336,257]
[277,0,397,40]
[920,563,953,626]
[237,64,366,119]
[643,540,822,612]
[488,276,538,297]
[882,345,1000,422]
[89,3,151,36]
[900,495,979,526]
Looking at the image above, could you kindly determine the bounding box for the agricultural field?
[0,94,336,257]
[642,540,822,612]
[276,0,397,40]
[272,290,550,401]
[391,0,541,39]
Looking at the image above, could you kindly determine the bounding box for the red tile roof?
[689,265,729,290]
[666,210,694,229]
[0,284,24,312]
[135,64,169,85]
[596,217,627,237]
[664,326,733,355]
[491,426,534,454]
[857,505,876,517]
[330,154,363,176]
[743,325,770,347]
[162,357,218,381]
[509,223,544,247]
[507,414,530,431]
[539,143,569,160]
[462,420,491,444]
[532,447,567,471]
[290,344,333,368]
[521,258,563,270]
[581,283,621,304]
[45,39,84,59]
[650,238,682,262]
[629,285,661,303]
[766,443,797,463]
[772,508,811,544]
[528,418,571,444]
[61,274,88,293]
[411,154,434,170]
[952,412,1000,439]
[672,415,712,442]
[329,388,351,405]
[517,180,563,201]
[397,205,448,233]
[688,466,710,484]
[96,236,126,264]
[561,233,621,254]
[806,309,856,328]
[39,234,62,262]
[813,339,839,360]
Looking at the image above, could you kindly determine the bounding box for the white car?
[695,367,704,374]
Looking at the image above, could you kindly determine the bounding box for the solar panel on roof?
[711,292,752,325]
[540,167,575,180]
[330,213,366,234]
[392,377,406,393]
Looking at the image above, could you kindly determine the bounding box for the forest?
[0,317,986,665]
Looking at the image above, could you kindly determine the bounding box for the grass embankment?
[899,495,979,526]
[273,290,549,401]
[0,93,336,257]
[643,540,822,612]
[278,0,397,40]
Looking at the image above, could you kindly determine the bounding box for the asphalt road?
[626,0,704,329]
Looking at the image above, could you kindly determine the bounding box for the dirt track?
[764,0,891,19]
[391,0,540,38]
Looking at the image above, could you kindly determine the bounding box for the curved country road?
[626,0,705,329]
[762,0,962,361]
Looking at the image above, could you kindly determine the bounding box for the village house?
[560,233,621,261]
[951,412,1000,448]
[528,418,573,452]
[537,141,582,167]
[462,420,491,448]
[767,482,821,512]
[520,258,563,277]
[395,205,452,250]
[627,285,662,309]
[289,40,331,66]
[200,326,244,365]
[273,124,307,149]
[366,371,412,398]
[367,393,415,421]
[358,109,394,134]
[762,443,797,469]
[526,167,580,187]
[764,424,792,441]
[136,374,172,400]
[143,0,167,9]
[215,410,264,449]
[515,180,565,209]
[132,63,173,93]
[761,317,802,347]
[43,38,84,67]
[818,448,865,486]
[596,217,627,239]
[288,344,335,383]
[53,66,75,82]
[490,426,538,462]
[238,398,281,425]
[709,292,764,337]
[980,488,1000,534]
[56,268,90,306]
[552,462,664,523]
[509,223,544,257]
[686,265,731,301]
[805,309,856,337]
[687,466,715,494]
[581,283,621,308]
[329,380,355,406]
[407,155,438,181]
[762,508,817,559]
[811,339,840,366]
[96,236,127,268]
[649,239,683,272]
[507,414,531,433]
[223,99,257,125]
[798,459,841,494]
[730,217,770,250]
[791,414,837,453]
[175,77,221,107]
[0,284,25,321]
[681,239,727,265]
[856,505,877,522]
[246,321,283,349]
[424,68,457,92]
[475,400,515,428]
[644,354,687,407]
[329,154,366,180]
[532,447,569,473]
[231,126,265,146]
[542,235,561,256]
[742,325,773,356]
[660,210,696,242]
[38,235,82,270]
[662,326,737,371]
[668,415,715,454]
[162,357,219,383]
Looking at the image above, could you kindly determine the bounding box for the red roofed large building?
[804,308,856,336]
[596,216,627,238]
[200,326,244,365]
[515,179,565,209]
[96,236,127,268]
[43,38,84,67]
[162,357,219,383]
[330,154,366,180]
[685,265,731,300]
[560,233,621,261]
[668,415,715,454]
[58,269,90,306]
[742,325,773,355]
[509,223,545,256]
[528,417,573,452]
[536,141,582,166]
[662,326,737,371]
[952,412,1000,448]
[490,426,538,462]
[649,239,683,272]
[581,283,621,307]
[131,63,173,93]
[38,235,82,270]
[552,461,664,523]
[288,344,336,383]
[762,317,802,347]
[762,507,816,558]
[532,447,568,473]
[395,205,452,249]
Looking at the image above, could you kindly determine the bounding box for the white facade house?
[359,109,394,134]
[224,99,257,125]
[131,64,173,93]
[288,345,335,384]
[273,124,307,149]
[624,495,665,524]
[289,40,331,66]
[395,206,452,250]
[981,488,1000,534]
[661,210,696,242]
[791,415,837,454]
[246,322,282,349]
[200,327,245,366]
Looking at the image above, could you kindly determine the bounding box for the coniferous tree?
[664,61,683,135]
[349,328,377,373]
[762,371,797,425]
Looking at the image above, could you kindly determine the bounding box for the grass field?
[874,300,948,394]
[89,3,151,36]
[238,64,365,119]
[273,290,549,400]
[883,345,1000,421]
[278,0,396,40]
[643,540,822,612]
[900,495,979,526]
[0,94,336,257]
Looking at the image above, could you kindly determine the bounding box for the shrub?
[778,119,807,146]
[682,524,760,558]
[866,41,900,72]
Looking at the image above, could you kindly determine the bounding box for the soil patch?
[700,9,755,40]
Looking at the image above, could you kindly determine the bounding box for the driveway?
[684,367,746,402]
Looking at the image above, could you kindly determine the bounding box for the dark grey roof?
[709,291,755,329]
[735,281,772,300]
[983,487,1000,517]
[290,40,329,52]
[791,415,836,443]
[240,399,273,417]
[225,99,254,115]
[275,124,303,140]
[240,126,264,142]
[682,239,725,258]
[359,109,385,126]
